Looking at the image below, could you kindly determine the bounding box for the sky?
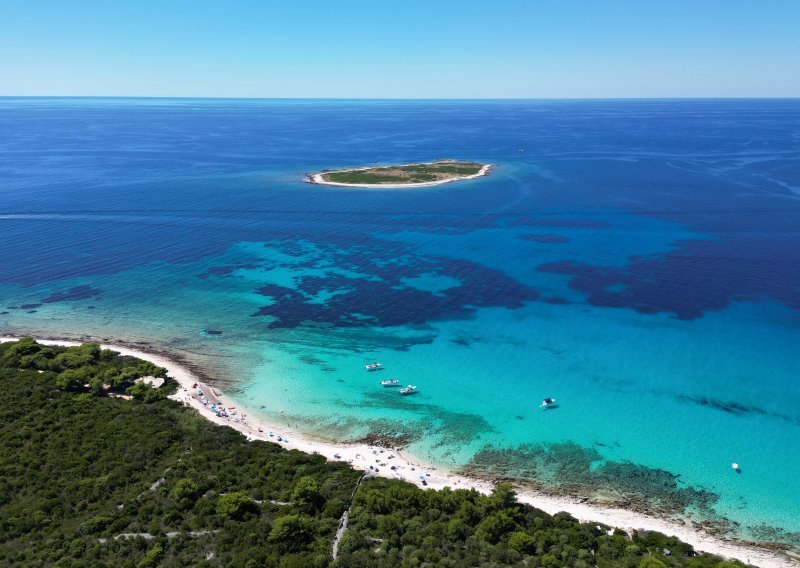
[1,0,798,98]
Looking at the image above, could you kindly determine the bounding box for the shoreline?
[307,162,493,188]
[1,334,795,567]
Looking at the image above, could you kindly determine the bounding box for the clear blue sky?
[2,0,798,98]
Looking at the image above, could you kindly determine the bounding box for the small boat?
[365,362,383,371]
[539,397,557,408]
[399,385,417,395]
[381,379,400,387]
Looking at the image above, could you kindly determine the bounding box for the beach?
[1,335,794,568]
[308,163,493,188]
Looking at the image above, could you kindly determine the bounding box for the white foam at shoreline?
[1,335,793,567]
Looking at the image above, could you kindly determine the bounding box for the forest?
[0,339,748,567]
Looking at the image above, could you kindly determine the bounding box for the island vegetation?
[0,339,749,567]
[314,160,488,186]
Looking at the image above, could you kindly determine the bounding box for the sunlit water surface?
[1,98,799,545]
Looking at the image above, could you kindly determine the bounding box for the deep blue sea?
[1,98,799,545]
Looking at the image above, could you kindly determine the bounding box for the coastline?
[307,162,494,188]
[1,334,795,568]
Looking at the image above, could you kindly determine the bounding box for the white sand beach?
[1,335,794,567]
[308,163,493,188]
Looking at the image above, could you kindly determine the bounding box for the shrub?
[216,492,258,521]
[508,530,536,554]
[292,476,323,513]
[268,515,314,552]
[170,478,201,508]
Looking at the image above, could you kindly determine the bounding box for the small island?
[308,159,492,188]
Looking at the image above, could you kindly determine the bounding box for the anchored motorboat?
[381,379,400,387]
[399,385,417,395]
[365,362,383,371]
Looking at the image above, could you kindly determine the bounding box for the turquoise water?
[1,98,799,546]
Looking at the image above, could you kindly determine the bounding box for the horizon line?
[2,95,800,102]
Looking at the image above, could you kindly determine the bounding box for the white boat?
[365,362,383,371]
[399,385,417,395]
[539,397,557,408]
[381,379,400,386]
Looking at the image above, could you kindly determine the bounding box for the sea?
[1,98,798,546]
